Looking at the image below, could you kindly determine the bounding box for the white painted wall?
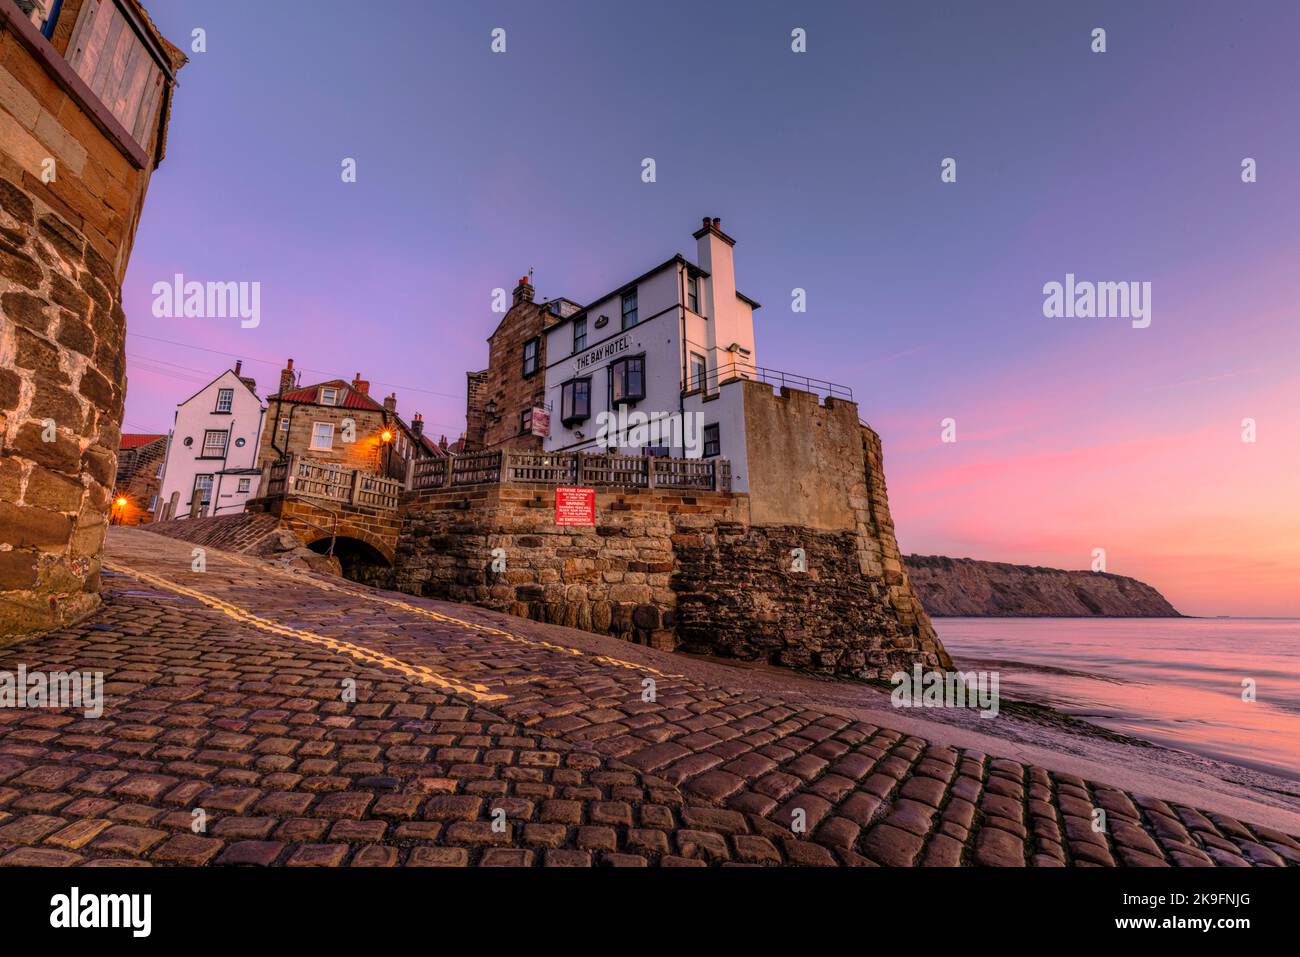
[157,370,265,518]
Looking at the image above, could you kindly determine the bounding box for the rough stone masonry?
[393,385,950,679]
[0,3,185,641]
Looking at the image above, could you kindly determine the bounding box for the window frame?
[687,275,700,314]
[320,387,338,406]
[609,354,646,407]
[620,289,638,330]
[214,388,234,413]
[522,337,541,378]
[200,429,228,458]
[192,473,214,506]
[520,409,533,435]
[573,317,587,353]
[310,422,335,451]
[688,352,708,393]
[561,377,592,426]
[279,416,290,432]
[237,478,251,493]
[703,423,721,458]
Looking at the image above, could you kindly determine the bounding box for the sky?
[120,1,1300,617]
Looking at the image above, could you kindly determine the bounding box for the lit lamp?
[381,429,393,475]
[112,496,128,525]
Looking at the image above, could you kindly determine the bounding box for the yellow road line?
[103,560,506,703]
[221,554,683,680]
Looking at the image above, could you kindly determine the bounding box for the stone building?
[256,359,437,481]
[0,0,184,640]
[463,277,582,451]
[112,431,163,523]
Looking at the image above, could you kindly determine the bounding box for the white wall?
[543,263,687,456]
[157,371,265,518]
[538,224,759,488]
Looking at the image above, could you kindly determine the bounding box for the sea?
[933,618,1300,781]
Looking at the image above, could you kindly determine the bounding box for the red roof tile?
[274,380,387,412]
[120,434,166,450]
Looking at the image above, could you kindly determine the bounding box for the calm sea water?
[933,618,1300,781]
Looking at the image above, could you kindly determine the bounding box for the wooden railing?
[411,450,731,493]
[266,449,733,507]
[265,454,403,511]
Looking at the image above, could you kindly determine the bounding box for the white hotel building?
[539,217,761,489]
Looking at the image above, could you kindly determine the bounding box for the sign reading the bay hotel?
[555,486,596,526]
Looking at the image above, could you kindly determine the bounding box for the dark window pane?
[703,424,720,458]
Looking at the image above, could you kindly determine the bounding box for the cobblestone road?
[0,528,1296,867]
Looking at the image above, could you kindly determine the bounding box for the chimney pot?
[512,275,535,305]
[383,392,397,413]
[712,217,721,228]
[279,359,296,396]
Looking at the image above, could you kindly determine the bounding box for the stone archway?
[305,534,394,587]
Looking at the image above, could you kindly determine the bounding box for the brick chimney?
[411,412,423,437]
[512,275,534,306]
[279,359,296,395]
[351,372,370,396]
[383,392,397,413]
[234,360,242,376]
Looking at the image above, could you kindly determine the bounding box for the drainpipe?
[211,417,234,515]
[40,0,62,38]
[678,261,688,456]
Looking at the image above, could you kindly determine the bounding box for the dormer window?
[320,387,338,406]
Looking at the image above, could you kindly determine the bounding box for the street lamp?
[381,429,393,477]
[112,496,128,525]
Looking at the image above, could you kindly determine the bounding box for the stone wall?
[394,485,748,650]
[256,402,395,475]
[391,470,950,677]
[673,522,947,675]
[0,7,182,642]
[113,434,166,524]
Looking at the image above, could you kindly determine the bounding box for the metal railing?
[411,449,731,493]
[687,358,853,402]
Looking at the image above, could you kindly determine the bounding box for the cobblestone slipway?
[0,528,1295,868]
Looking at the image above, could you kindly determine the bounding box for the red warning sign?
[555,486,595,526]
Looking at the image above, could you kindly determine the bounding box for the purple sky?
[122,1,1300,615]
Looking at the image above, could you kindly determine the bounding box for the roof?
[543,254,759,331]
[119,434,165,450]
[272,379,435,456]
[176,368,262,408]
[273,380,388,412]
